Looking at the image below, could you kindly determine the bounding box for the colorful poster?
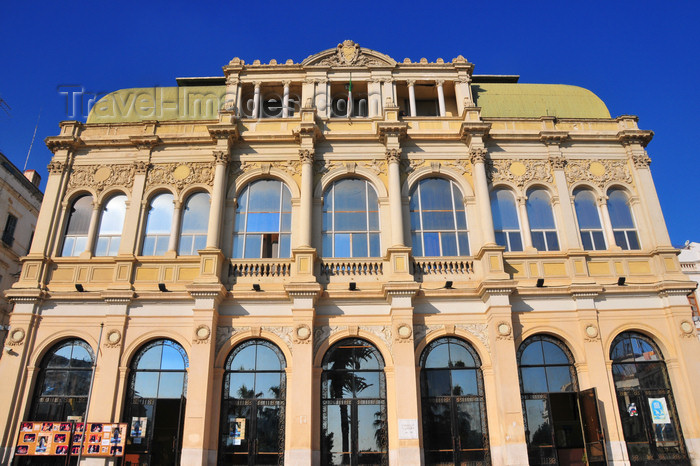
[648,397,671,424]
[14,422,70,456]
[82,423,127,457]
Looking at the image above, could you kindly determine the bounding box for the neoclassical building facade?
[2,41,699,466]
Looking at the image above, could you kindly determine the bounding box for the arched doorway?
[610,332,689,465]
[123,339,188,466]
[218,339,286,465]
[321,338,387,466]
[518,334,605,466]
[420,336,490,465]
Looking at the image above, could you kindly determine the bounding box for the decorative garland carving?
[68,164,136,193]
[146,162,215,191]
[359,325,393,351]
[313,325,344,355]
[261,326,293,350]
[401,158,426,175]
[216,326,237,352]
[213,150,230,165]
[564,159,633,189]
[413,324,443,348]
[314,159,387,184]
[441,158,472,176]
[230,160,300,179]
[488,159,553,188]
[455,323,490,349]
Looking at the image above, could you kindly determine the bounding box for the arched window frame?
[94,193,127,256]
[491,187,523,252]
[573,188,606,251]
[526,187,560,251]
[409,177,470,257]
[178,191,210,256]
[141,191,174,256]
[60,194,93,257]
[607,188,640,250]
[232,179,292,259]
[322,178,381,258]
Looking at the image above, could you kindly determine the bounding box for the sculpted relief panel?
[488,159,553,188]
[146,162,216,191]
[564,159,633,189]
[68,164,136,193]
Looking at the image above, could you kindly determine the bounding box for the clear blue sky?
[1,1,698,246]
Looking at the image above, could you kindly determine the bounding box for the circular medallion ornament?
[680,321,694,334]
[106,330,121,344]
[397,324,412,339]
[172,164,191,180]
[589,162,606,176]
[509,161,527,177]
[195,325,211,340]
[9,328,25,344]
[497,322,511,336]
[585,324,599,338]
[295,325,311,341]
[93,166,113,182]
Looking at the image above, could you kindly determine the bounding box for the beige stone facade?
[1,41,700,465]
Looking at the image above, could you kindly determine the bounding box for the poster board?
[15,421,127,457]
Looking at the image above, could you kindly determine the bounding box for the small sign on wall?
[398,419,418,440]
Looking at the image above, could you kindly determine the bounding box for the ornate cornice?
[377,122,408,144]
[45,135,79,153]
[618,129,653,147]
[129,134,161,151]
[539,131,569,146]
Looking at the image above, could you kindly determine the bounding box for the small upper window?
[607,189,640,250]
[233,180,292,259]
[322,178,380,258]
[573,189,606,251]
[142,193,174,256]
[491,189,523,252]
[526,188,559,251]
[2,213,18,247]
[178,192,210,255]
[61,195,93,257]
[95,194,127,256]
[409,178,469,257]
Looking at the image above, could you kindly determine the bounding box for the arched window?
[573,189,606,250]
[321,338,387,466]
[142,192,174,256]
[409,178,470,257]
[29,339,94,420]
[124,339,188,465]
[491,188,522,251]
[322,179,380,258]
[610,332,688,463]
[94,194,127,256]
[219,339,286,465]
[178,192,210,255]
[61,195,93,256]
[233,180,292,259]
[526,188,559,251]
[420,337,489,465]
[607,189,640,250]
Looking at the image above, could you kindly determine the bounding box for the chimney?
[24,169,41,187]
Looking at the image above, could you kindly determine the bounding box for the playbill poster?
[15,422,127,457]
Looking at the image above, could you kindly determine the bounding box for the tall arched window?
[219,339,286,465]
[420,337,489,465]
[29,339,94,420]
[573,189,606,250]
[142,192,174,256]
[610,332,688,463]
[526,188,559,251]
[321,338,387,466]
[124,339,188,466]
[607,189,640,250]
[178,192,210,255]
[233,180,292,259]
[491,188,522,251]
[94,194,127,256]
[322,179,380,258]
[409,178,470,257]
[61,195,93,256]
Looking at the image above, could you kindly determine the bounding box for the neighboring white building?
[0,152,43,350]
[678,241,700,336]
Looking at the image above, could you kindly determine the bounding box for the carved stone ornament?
[456,323,490,349]
[105,330,122,348]
[314,159,386,185]
[632,153,652,168]
[497,322,511,337]
[194,325,211,343]
[314,40,388,67]
[299,149,314,164]
[261,326,293,350]
[395,324,413,342]
[7,328,26,346]
[68,164,136,193]
[230,160,300,180]
[47,160,65,175]
[294,324,312,344]
[216,326,237,352]
[680,320,695,338]
[146,162,215,191]
[213,150,230,165]
[584,324,600,342]
[133,161,149,174]
[413,324,443,348]
[313,325,343,355]
[488,159,553,188]
[469,147,487,164]
[360,325,393,351]
[385,148,402,164]
[564,159,633,189]
[549,155,566,170]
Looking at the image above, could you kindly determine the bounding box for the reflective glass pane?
[491,190,520,230]
[232,235,244,258]
[422,402,452,451]
[178,235,193,255]
[181,193,210,233]
[133,372,158,398]
[193,234,207,252]
[280,213,291,231]
[334,233,351,257]
[509,231,523,251]
[449,342,475,368]
[142,236,156,255]
[161,344,185,370]
[230,345,256,370]
[542,341,569,365]
[422,211,455,230]
[581,232,593,250]
[411,232,422,256]
[425,370,451,397]
[531,231,546,251]
[61,237,75,257]
[452,369,478,396]
[521,367,548,393]
[98,195,127,235]
[244,234,262,258]
[158,372,185,398]
[495,231,507,248]
[357,404,386,453]
[247,180,281,212]
[70,345,93,367]
[325,405,351,455]
[255,373,281,399]
[441,232,457,256]
[526,190,555,229]
[333,180,366,211]
[352,233,368,257]
[229,373,256,398]
[574,190,602,229]
[41,370,69,396]
[94,237,109,256]
[136,345,163,370]
[256,406,281,455]
[614,231,627,249]
[637,362,667,389]
[458,232,470,256]
[322,233,332,256]
[107,237,120,255]
[246,213,279,232]
[524,399,552,445]
[256,345,282,371]
[67,370,92,396]
[520,341,544,365]
[48,344,73,368]
[545,231,559,251]
[424,342,450,368]
[592,231,606,250]
[325,372,354,399]
[546,366,575,392]
[457,401,484,449]
[409,211,421,231]
[627,231,640,250]
[423,232,440,256]
[607,190,635,229]
[336,212,366,231]
[279,234,291,258]
[65,196,93,235]
[145,193,174,235]
[354,371,380,398]
[369,233,380,257]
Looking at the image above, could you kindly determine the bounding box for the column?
[549,155,581,249]
[81,201,101,257]
[471,148,496,245]
[282,81,291,118]
[167,200,182,254]
[118,161,149,255]
[29,161,67,256]
[436,80,446,117]
[206,150,229,249]
[455,76,472,114]
[299,150,314,247]
[252,82,261,119]
[387,149,405,247]
[630,152,672,246]
[407,80,416,117]
[517,196,533,250]
[598,196,617,249]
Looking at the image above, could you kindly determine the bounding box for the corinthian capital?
[632,153,652,168]
[385,148,402,164]
[299,149,314,164]
[47,160,65,174]
[548,155,566,170]
[469,147,487,164]
[213,150,230,164]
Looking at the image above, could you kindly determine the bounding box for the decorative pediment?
[302,40,397,68]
